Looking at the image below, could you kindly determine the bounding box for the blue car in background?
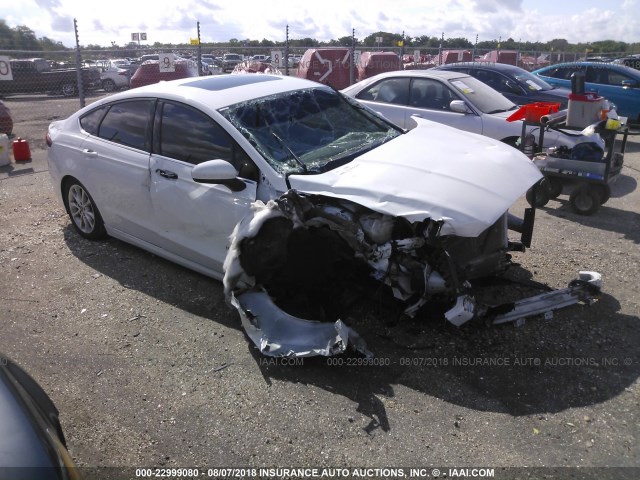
[532,62,640,123]
[435,62,571,109]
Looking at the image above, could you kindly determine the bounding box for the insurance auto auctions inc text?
[254,467,494,478]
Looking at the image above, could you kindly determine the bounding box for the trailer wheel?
[546,177,563,199]
[595,184,611,205]
[569,185,602,215]
[526,179,550,208]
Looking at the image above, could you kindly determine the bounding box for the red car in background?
[130,59,199,88]
[0,100,13,136]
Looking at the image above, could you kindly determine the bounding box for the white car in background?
[341,70,578,148]
[97,59,131,92]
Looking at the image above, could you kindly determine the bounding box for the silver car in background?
[342,70,575,148]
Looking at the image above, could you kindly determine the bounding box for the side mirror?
[450,100,472,114]
[621,79,637,89]
[191,159,246,192]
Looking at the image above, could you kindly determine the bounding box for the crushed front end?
[223,191,602,358]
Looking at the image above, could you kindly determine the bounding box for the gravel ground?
[0,119,639,479]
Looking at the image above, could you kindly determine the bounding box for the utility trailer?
[522,113,628,215]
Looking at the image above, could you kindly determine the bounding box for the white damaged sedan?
[47,75,600,358]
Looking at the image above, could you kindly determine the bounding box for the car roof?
[88,74,325,110]
[535,61,640,75]
[359,69,469,81]
[437,62,526,74]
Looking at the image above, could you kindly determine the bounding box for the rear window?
[82,100,154,150]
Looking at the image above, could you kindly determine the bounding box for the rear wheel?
[63,179,107,239]
[569,185,602,215]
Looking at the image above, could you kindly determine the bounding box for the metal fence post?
[73,18,85,108]
[350,28,356,86]
[285,25,289,76]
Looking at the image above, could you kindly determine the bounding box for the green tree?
[13,25,40,50]
[0,20,17,49]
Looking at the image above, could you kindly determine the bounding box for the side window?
[545,67,575,80]
[79,106,109,136]
[158,102,258,180]
[585,66,605,84]
[474,70,510,92]
[98,100,153,150]
[409,78,455,110]
[356,78,410,105]
[605,69,633,86]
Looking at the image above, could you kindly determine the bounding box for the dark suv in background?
[435,62,570,108]
[222,53,243,72]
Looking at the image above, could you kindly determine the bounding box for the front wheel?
[63,180,107,239]
[61,83,77,97]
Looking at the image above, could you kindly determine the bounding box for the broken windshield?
[219,87,401,174]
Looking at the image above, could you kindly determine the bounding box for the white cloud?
[3,0,639,48]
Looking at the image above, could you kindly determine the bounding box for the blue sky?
[3,0,639,48]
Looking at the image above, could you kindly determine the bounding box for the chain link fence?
[0,45,636,151]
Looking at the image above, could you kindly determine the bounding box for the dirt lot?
[0,98,639,480]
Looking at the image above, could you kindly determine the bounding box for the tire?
[63,180,107,239]
[102,79,116,92]
[525,179,550,208]
[595,184,611,205]
[61,83,77,97]
[546,177,563,199]
[569,185,602,215]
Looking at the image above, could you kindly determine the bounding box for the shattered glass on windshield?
[219,87,400,175]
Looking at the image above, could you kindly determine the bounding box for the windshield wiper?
[270,131,309,189]
[486,105,519,114]
[271,131,307,174]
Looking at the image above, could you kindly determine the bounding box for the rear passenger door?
[78,99,157,242]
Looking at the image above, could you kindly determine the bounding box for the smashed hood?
[289,119,542,237]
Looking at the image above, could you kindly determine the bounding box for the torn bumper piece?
[231,289,372,358]
[491,271,602,325]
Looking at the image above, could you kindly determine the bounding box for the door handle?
[155,169,178,179]
[82,149,98,156]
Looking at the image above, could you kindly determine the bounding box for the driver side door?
[149,100,258,276]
